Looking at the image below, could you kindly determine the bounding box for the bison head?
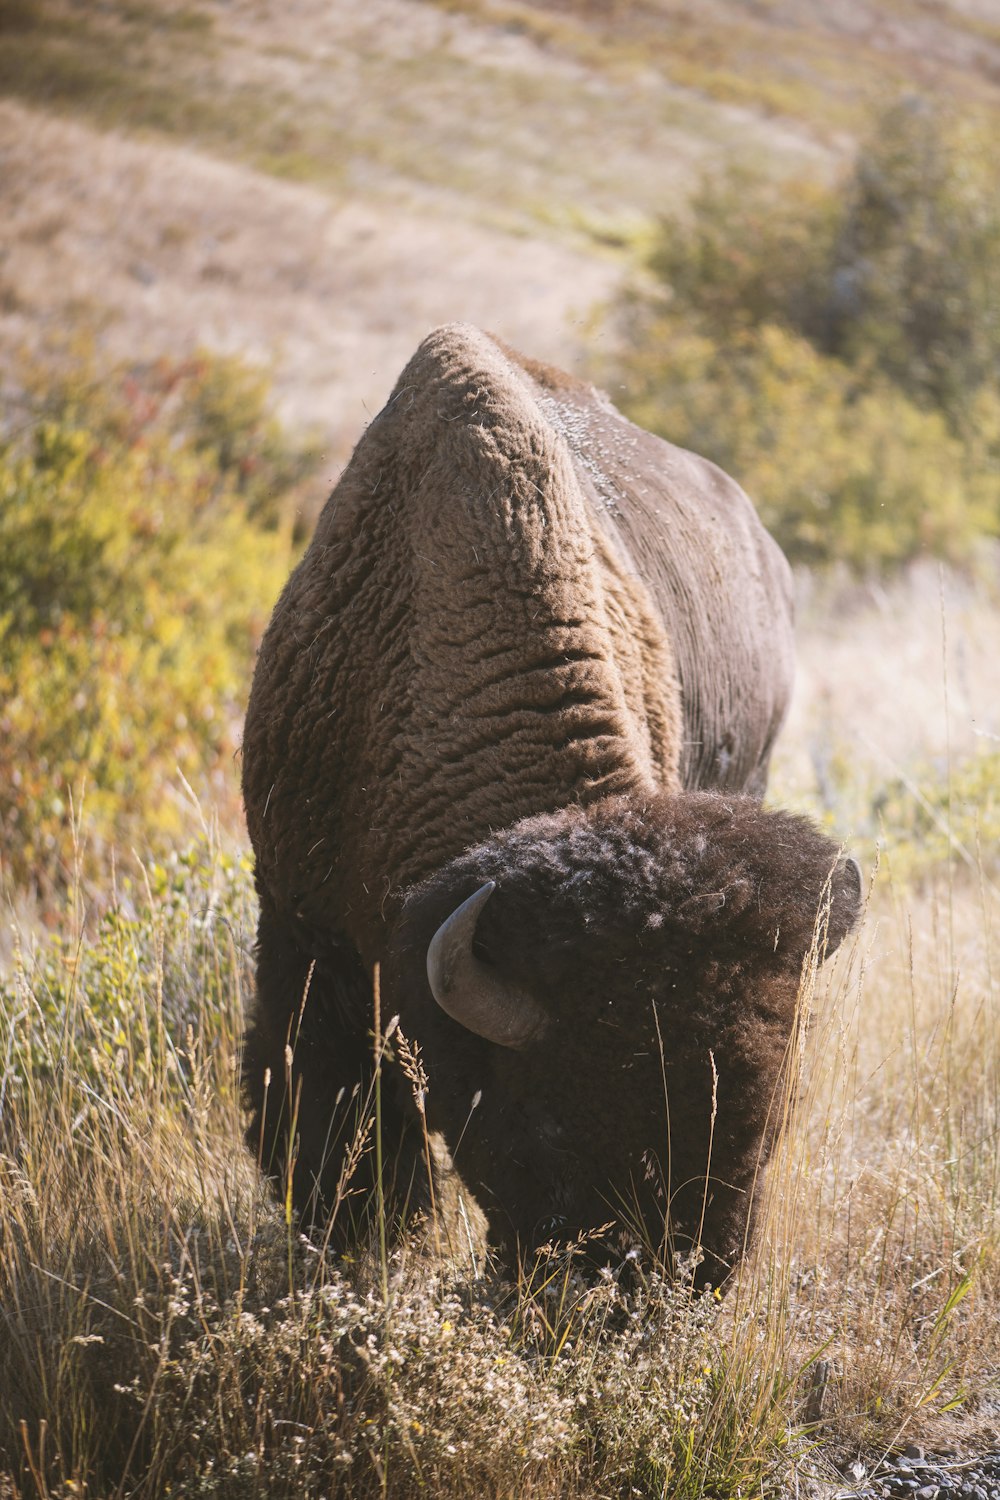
[384,792,861,1287]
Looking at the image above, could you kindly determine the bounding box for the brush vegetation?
[1,353,999,1496]
[3,296,1000,1495]
[0,353,316,896]
[610,101,1000,569]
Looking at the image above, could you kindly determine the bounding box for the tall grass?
[1,781,998,1496]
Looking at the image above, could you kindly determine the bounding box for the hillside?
[6,0,1000,459]
[0,0,906,459]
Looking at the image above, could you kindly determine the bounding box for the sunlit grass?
[2,730,998,1495]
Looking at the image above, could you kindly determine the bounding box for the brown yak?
[241,324,859,1285]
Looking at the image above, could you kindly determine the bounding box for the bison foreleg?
[243,898,425,1251]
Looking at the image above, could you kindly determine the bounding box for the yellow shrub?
[613,100,1000,568]
[0,358,304,894]
[616,317,997,569]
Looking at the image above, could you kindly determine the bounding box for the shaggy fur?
[241,325,853,1281]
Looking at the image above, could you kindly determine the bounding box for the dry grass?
[0,0,831,460]
[0,0,830,217]
[765,876,1000,1452]
[0,97,618,462]
[5,0,998,466]
[0,840,781,1498]
[774,562,1000,884]
[422,0,1000,131]
[2,573,999,1496]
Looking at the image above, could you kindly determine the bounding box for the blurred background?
[1,0,999,897]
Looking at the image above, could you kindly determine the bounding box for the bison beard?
[241,324,861,1287]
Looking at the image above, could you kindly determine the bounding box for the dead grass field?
[776,564,1000,840]
[0,0,835,461]
[6,0,997,461]
[0,98,619,462]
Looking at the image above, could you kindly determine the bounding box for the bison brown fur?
[386,793,859,1283]
[241,324,860,1285]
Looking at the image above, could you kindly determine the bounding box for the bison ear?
[787,852,863,961]
[825,854,863,954]
[426,882,549,1050]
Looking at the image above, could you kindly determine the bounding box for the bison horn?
[426,881,547,1050]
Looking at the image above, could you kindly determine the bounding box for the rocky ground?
[832,1446,1000,1500]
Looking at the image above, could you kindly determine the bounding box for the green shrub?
[613,98,1000,569]
[644,100,1000,412]
[616,316,997,568]
[170,353,322,530]
[645,166,836,341]
[825,101,1000,417]
[872,743,1000,885]
[0,356,306,894]
[0,839,255,1103]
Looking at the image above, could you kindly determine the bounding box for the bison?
[241,324,860,1286]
